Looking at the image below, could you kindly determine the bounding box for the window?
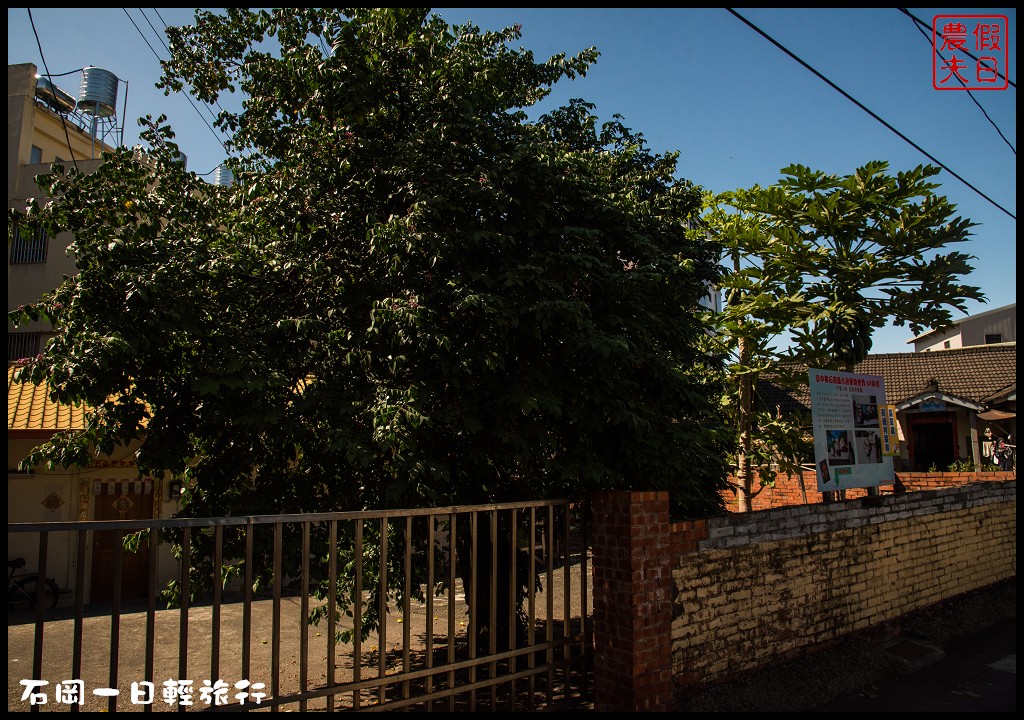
[9,219,49,264]
[30,145,43,164]
[985,334,1002,344]
[943,340,951,349]
[8,333,41,362]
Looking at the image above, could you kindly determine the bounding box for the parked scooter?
[992,435,1015,471]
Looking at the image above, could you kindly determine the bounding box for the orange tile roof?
[7,363,88,432]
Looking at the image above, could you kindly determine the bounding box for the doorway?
[90,480,153,604]
[909,414,957,471]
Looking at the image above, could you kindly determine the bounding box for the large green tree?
[11,8,728,635]
[705,161,984,510]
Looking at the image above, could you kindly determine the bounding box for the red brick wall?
[590,490,674,712]
[722,470,1016,512]
[670,518,709,556]
[896,470,1016,492]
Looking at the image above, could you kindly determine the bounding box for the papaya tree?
[705,161,984,510]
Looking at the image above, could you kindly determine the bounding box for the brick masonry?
[590,490,674,712]
[722,470,1016,511]
[587,477,1015,709]
[669,480,1016,692]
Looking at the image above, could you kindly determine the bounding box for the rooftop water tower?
[77,66,120,158]
[212,164,234,186]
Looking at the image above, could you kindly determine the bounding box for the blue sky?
[8,8,1016,355]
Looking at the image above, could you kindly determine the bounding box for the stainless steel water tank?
[77,67,119,118]
[35,76,76,113]
[213,164,234,186]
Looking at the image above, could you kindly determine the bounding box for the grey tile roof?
[758,343,1017,415]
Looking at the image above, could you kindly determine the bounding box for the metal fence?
[8,500,593,712]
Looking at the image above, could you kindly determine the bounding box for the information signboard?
[809,368,896,492]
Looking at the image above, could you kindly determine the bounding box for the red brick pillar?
[590,490,673,712]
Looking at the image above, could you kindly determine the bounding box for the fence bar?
[545,505,554,704]
[378,517,388,706]
[145,524,159,715]
[447,512,456,712]
[242,521,253,687]
[31,531,49,714]
[109,532,123,713]
[354,519,363,709]
[327,520,338,712]
[489,508,498,709]
[402,516,412,704]
[300,521,310,712]
[580,501,590,695]
[178,526,191,714]
[528,507,537,710]
[272,522,283,712]
[301,520,309,712]
[469,511,478,712]
[563,504,572,698]
[72,529,87,715]
[212,524,223,686]
[508,507,518,710]
[425,515,435,708]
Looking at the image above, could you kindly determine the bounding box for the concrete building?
[8,62,119,361]
[8,62,182,605]
[907,303,1016,353]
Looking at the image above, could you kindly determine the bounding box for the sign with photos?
[809,368,896,491]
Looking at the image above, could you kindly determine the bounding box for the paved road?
[8,558,591,713]
[677,579,1016,713]
[814,615,1016,712]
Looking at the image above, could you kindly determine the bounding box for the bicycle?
[8,557,60,612]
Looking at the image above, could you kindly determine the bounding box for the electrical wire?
[121,7,228,154]
[139,8,222,128]
[31,67,85,77]
[26,9,79,171]
[900,9,1015,156]
[151,6,237,153]
[726,8,1015,222]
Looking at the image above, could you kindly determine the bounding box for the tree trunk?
[454,512,531,656]
[736,334,754,512]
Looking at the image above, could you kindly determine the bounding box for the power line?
[32,67,85,77]
[139,8,221,128]
[26,8,79,171]
[121,7,228,155]
[898,8,1015,89]
[151,8,232,126]
[725,8,1015,222]
[900,9,1015,156]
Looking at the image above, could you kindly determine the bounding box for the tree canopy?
[11,8,729,523]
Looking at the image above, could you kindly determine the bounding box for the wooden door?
[90,480,153,604]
